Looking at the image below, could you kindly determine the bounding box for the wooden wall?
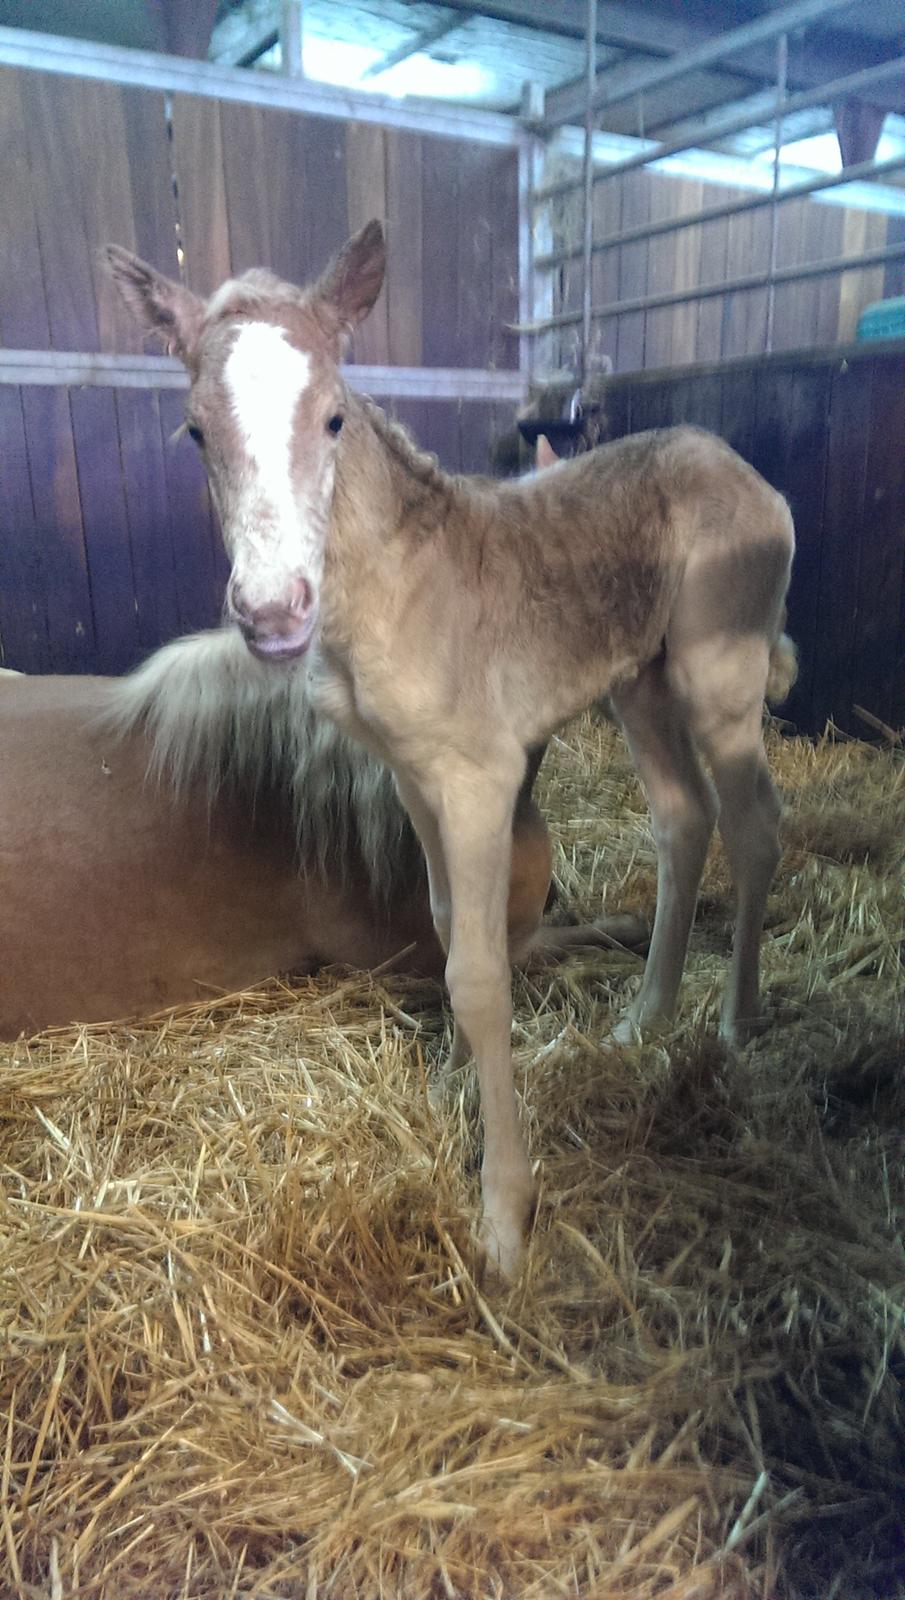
[0,66,520,674]
[600,342,905,738]
[549,164,900,375]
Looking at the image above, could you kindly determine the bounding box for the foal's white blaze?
[224,323,327,612]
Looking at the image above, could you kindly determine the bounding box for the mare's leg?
[609,661,718,1043]
[432,749,533,1281]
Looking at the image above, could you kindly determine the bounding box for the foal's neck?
[334,394,458,556]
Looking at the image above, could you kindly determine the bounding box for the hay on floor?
[1,719,903,1599]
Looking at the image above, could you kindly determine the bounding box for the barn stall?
[0,4,904,1597]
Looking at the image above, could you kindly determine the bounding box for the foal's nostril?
[286,577,314,619]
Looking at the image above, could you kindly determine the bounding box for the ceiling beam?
[145,0,219,59]
[360,16,462,80]
[540,0,900,127]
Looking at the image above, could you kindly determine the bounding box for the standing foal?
[109,223,795,1279]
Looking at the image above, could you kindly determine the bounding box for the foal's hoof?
[477,1214,527,1287]
[719,1010,769,1049]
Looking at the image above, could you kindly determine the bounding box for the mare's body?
[1,651,636,1039]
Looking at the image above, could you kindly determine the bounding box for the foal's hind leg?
[669,645,782,1044]
[610,662,718,1043]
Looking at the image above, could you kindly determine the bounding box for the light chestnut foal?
[109,223,796,1279]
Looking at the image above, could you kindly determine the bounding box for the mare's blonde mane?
[104,629,417,896]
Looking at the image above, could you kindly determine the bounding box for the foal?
[109,223,795,1279]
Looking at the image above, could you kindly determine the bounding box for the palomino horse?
[0,636,643,1039]
[108,224,796,1278]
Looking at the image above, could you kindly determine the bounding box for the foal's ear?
[536,434,560,471]
[315,220,386,339]
[105,246,204,360]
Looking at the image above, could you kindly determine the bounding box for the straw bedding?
[1,718,903,1599]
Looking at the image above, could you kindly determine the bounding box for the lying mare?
[0,636,641,1039]
[108,224,796,1277]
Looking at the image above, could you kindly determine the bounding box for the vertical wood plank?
[695,190,731,363]
[260,106,308,285]
[644,172,680,371]
[346,124,390,365]
[489,149,520,373]
[170,94,231,295]
[386,131,423,367]
[69,387,142,674]
[0,386,51,671]
[220,101,273,273]
[667,179,703,367]
[116,389,182,651]
[70,81,145,354]
[720,365,758,463]
[456,143,496,370]
[590,172,623,373]
[20,386,96,671]
[296,115,348,282]
[122,85,180,279]
[615,171,650,373]
[18,72,100,350]
[421,136,460,368]
[0,67,52,349]
[158,389,226,634]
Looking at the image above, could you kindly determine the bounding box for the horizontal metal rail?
[515,239,905,334]
[541,0,857,131]
[533,53,905,204]
[0,349,526,400]
[536,151,905,271]
[0,24,524,147]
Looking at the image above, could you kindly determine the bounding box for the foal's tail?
[766,628,798,706]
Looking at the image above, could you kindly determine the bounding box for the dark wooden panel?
[0,386,51,671]
[20,387,96,671]
[666,372,722,432]
[458,399,500,476]
[627,381,673,434]
[385,131,423,368]
[170,95,231,295]
[116,389,182,651]
[719,366,758,463]
[158,390,226,634]
[751,366,831,730]
[810,359,872,734]
[0,67,51,349]
[852,354,905,727]
[220,101,273,274]
[18,72,100,350]
[69,387,142,675]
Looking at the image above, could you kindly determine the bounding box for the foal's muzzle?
[228,578,317,662]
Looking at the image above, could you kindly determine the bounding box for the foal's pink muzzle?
[228,578,317,662]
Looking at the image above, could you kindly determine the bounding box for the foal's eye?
[186,422,205,448]
[327,414,344,436]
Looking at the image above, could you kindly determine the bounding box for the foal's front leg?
[434,753,534,1282]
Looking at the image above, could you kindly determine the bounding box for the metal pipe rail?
[532,53,905,205]
[535,151,905,272]
[514,239,905,335]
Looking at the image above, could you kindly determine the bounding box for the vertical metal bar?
[581,0,597,384]
[280,0,304,78]
[765,32,788,353]
[517,135,536,384]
